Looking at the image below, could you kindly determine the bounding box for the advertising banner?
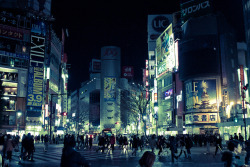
[104,77,116,101]
[26,33,45,115]
[122,66,134,78]
[185,113,217,124]
[101,47,120,60]
[27,65,44,108]
[148,15,173,43]
[31,21,46,36]
[163,89,173,100]
[156,24,175,77]
[91,59,101,73]
[185,79,217,111]
[181,0,212,22]
[0,24,29,40]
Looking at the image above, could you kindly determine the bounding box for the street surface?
[8,143,232,167]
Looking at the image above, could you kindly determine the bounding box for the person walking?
[221,141,237,167]
[169,136,179,162]
[178,136,187,158]
[110,134,116,153]
[214,134,222,156]
[27,134,35,161]
[234,133,239,140]
[6,134,14,164]
[89,135,93,150]
[149,135,157,153]
[77,134,81,149]
[19,134,27,162]
[239,133,244,146]
[185,135,193,159]
[206,134,211,154]
[123,136,129,154]
[131,136,138,156]
[80,135,84,149]
[157,136,164,156]
[37,135,40,143]
[245,137,250,165]
[44,135,49,152]
[85,135,89,149]
[41,134,44,143]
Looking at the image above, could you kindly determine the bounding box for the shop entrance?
[200,128,218,134]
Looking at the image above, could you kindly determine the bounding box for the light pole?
[16,110,22,135]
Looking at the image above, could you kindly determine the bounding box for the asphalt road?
[4,143,241,167]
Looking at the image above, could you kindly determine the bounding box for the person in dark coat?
[185,135,193,159]
[221,141,236,167]
[214,134,222,156]
[41,134,44,143]
[169,136,178,162]
[27,133,35,161]
[245,137,250,165]
[234,133,239,140]
[89,135,93,150]
[61,135,90,167]
[131,136,138,156]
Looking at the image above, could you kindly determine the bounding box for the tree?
[119,82,150,135]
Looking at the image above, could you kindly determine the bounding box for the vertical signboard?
[104,77,116,101]
[90,59,101,73]
[185,79,217,111]
[122,66,134,78]
[156,24,175,77]
[27,34,45,116]
[181,0,212,23]
[148,15,173,44]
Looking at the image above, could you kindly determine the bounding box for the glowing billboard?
[185,79,217,111]
[185,113,218,124]
[156,24,176,77]
[104,77,116,101]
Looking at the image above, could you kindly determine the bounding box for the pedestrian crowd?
[1,132,250,167]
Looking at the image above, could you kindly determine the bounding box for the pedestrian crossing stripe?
[10,149,133,163]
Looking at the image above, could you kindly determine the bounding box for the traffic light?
[61,112,67,116]
[243,84,249,91]
[234,117,238,123]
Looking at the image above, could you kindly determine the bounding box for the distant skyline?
[51,0,243,92]
[51,1,181,91]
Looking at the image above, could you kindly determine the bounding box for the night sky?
[51,0,244,92]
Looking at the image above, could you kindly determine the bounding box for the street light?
[17,110,22,135]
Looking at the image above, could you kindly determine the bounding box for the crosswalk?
[78,148,134,161]
[8,145,138,165]
[7,145,226,166]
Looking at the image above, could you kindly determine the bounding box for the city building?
[100,46,121,132]
[179,0,240,135]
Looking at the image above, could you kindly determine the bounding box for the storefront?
[185,111,219,134]
[217,118,250,141]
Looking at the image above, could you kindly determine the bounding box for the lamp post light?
[17,110,22,135]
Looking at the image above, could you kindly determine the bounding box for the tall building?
[0,0,53,135]
[179,0,240,135]
[100,46,121,132]
[147,15,173,135]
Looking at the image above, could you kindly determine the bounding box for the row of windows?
[0,55,28,68]
[161,75,172,88]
